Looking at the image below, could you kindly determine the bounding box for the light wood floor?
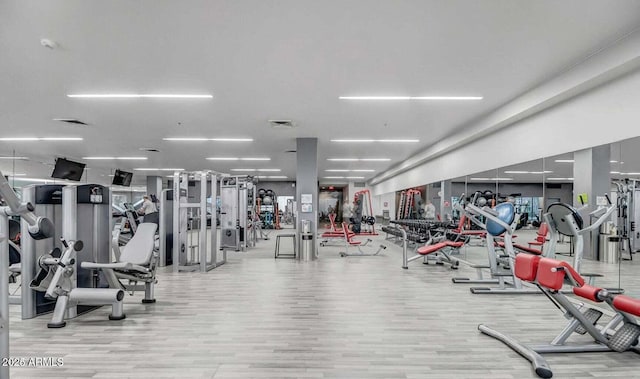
[8,228,640,378]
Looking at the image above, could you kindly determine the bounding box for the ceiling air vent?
[269,120,296,129]
[285,150,297,153]
[139,147,160,153]
[53,118,89,126]
[354,182,366,188]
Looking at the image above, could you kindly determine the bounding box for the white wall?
[371,67,640,196]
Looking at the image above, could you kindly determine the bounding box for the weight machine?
[220,176,254,251]
[0,172,55,378]
[171,171,224,272]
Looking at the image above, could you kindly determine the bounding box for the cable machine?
[172,171,224,273]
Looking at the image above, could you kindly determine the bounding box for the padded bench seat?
[613,295,640,316]
[417,241,464,255]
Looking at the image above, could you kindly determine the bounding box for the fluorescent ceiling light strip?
[0,156,28,160]
[68,94,212,98]
[164,137,253,142]
[469,177,514,181]
[326,169,375,172]
[547,177,574,181]
[0,137,82,141]
[504,171,529,174]
[240,157,270,161]
[257,175,288,179]
[324,176,345,179]
[327,158,391,162]
[134,168,184,171]
[6,174,26,176]
[345,176,365,179]
[83,157,147,160]
[555,159,575,163]
[231,169,256,172]
[207,157,239,160]
[331,139,419,143]
[625,172,640,175]
[257,169,281,172]
[338,96,482,100]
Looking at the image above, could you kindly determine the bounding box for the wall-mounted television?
[51,158,85,181]
[112,169,133,186]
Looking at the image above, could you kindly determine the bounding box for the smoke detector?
[269,120,296,129]
[40,39,57,49]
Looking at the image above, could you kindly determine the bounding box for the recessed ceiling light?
[164,137,253,142]
[0,156,28,160]
[327,158,391,162]
[134,168,184,171]
[338,96,482,100]
[67,94,213,99]
[0,137,83,141]
[555,159,575,163]
[82,157,148,160]
[330,139,419,143]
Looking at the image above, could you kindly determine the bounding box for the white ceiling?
[2,0,640,188]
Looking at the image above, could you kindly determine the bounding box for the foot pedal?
[608,323,640,352]
[575,308,603,335]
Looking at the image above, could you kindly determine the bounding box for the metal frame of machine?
[171,171,225,273]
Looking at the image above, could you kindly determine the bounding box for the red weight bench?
[402,240,464,269]
[339,222,386,257]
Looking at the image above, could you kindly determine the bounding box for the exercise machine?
[82,222,158,303]
[171,171,224,272]
[31,184,125,328]
[220,176,253,251]
[338,222,386,257]
[0,172,55,378]
[451,192,549,294]
[480,254,640,378]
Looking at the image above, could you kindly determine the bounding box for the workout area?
[3,1,640,378]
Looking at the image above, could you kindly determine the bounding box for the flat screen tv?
[51,158,85,181]
[112,169,133,186]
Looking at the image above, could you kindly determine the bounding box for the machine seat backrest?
[536,258,585,291]
[119,223,157,265]
[514,253,541,282]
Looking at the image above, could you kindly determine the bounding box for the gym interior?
[2,1,640,378]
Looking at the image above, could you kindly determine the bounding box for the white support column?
[573,144,611,260]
